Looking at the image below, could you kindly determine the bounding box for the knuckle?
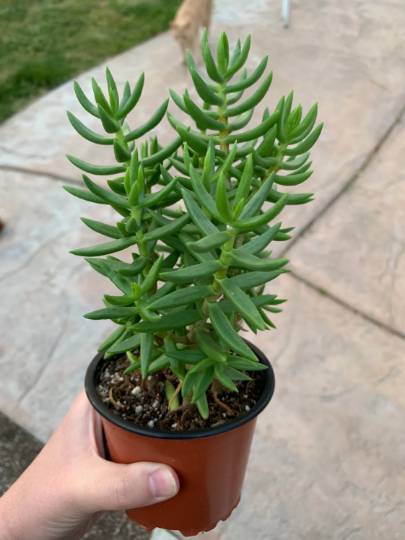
[112,474,132,508]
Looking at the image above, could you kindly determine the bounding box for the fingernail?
[149,468,178,499]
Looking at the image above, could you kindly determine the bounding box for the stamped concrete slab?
[287,115,405,337]
[215,275,405,540]
[1,0,405,239]
[0,170,133,441]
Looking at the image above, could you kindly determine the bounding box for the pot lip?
[85,339,275,440]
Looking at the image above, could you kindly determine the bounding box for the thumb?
[77,458,180,512]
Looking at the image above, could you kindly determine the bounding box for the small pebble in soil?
[97,354,264,431]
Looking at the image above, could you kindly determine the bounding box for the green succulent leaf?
[189,165,222,221]
[148,354,171,373]
[139,175,178,209]
[140,255,164,294]
[218,277,265,331]
[104,294,135,306]
[233,154,253,208]
[148,285,214,311]
[238,222,282,254]
[217,31,229,75]
[234,192,289,231]
[119,81,131,112]
[84,306,138,320]
[80,218,121,239]
[228,38,241,69]
[92,77,114,117]
[123,99,169,142]
[70,236,137,257]
[165,379,180,410]
[189,67,223,106]
[113,140,131,162]
[267,189,313,205]
[98,325,126,351]
[192,366,215,403]
[187,231,232,253]
[215,173,233,224]
[129,310,202,332]
[142,136,183,168]
[116,257,148,277]
[184,94,226,131]
[169,88,188,114]
[104,333,142,356]
[208,302,258,361]
[225,34,251,79]
[219,294,277,314]
[203,42,225,84]
[195,392,209,419]
[224,72,273,117]
[274,170,313,186]
[182,370,200,399]
[67,112,114,145]
[229,269,289,289]
[63,185,107,205]
[226,355,267,370]
[214,363,238,392]
[228,108,254,134]
[160,260,225,284]
[97,104,120,133]
[238,173,275,220]
[257,124,277,157]
[176,125,210,156]
[284,123,323,156]
[182,189,220,236]
[195,328,226,362]
[82,174,131,208]
[167,349,206,364]
[143,213,190,242]
[230,249,289,271]
[117,72,145,119]
[140,332,154,379]
[224,366,251,381]
[225,55,268,94]
[66,155,126,176]
[224,108,279,144]
[74,81,100,118]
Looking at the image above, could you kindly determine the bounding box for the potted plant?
[65,30,322,537]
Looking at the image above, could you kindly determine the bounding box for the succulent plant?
[65,31,322,419]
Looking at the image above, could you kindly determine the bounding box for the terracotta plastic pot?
[85,340,275,537]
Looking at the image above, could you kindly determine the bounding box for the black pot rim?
[85,339,275,440]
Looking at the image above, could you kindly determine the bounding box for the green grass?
[0,0,182,123]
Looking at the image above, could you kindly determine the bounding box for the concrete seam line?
[281,99,405,257]
[0,164,81,185]
[291,271,405,342]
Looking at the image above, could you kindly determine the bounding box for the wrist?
[0,497,19,540]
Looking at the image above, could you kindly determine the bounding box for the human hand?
[0,390,179,540]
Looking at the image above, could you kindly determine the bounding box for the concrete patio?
[1,0,405,538]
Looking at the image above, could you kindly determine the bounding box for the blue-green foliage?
[65,31,322,418]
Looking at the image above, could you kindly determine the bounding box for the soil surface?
[96,351,265,431]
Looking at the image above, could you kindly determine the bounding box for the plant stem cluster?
[65,30,322,418]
